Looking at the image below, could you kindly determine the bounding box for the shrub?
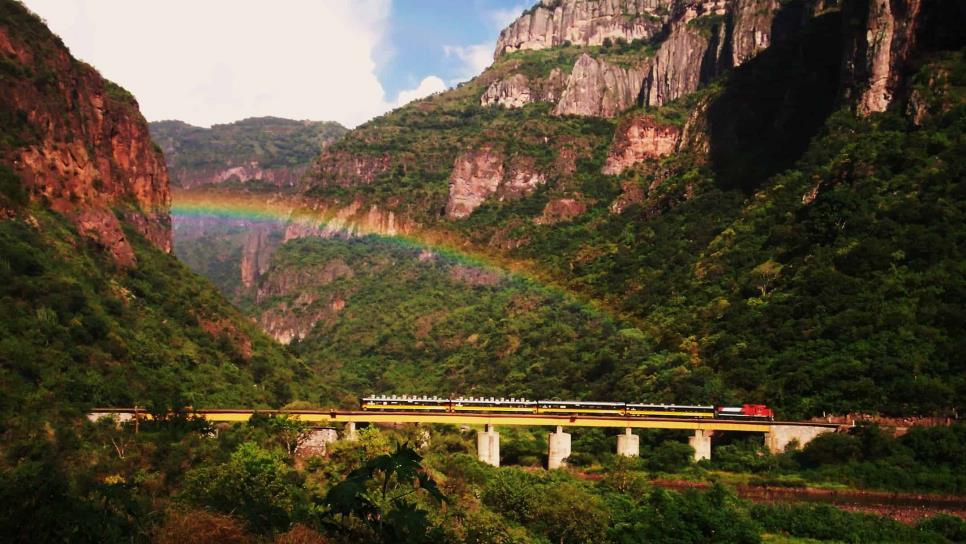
[481,468,542,523]
[645,441,694,472]
[798,432,862,467]
[917,514,966,542]
[181,442,303,534]
[154,510,251,544]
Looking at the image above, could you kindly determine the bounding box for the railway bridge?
[88,408,840,468]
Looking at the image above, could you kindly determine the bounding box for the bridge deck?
[90,409,839,433]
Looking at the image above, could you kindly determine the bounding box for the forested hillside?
[244,0,965,418]
[150,117,347,189]
[0,0,314,417]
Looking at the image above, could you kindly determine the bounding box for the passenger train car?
[359,396,775,420]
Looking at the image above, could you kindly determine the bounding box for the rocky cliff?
[481,70,568,108]
[554,54,648,117]
[841,0,931,116]
[0,4,171,266]
[602,114,681,174]
[445,147,505,219]
[494,0,669,57]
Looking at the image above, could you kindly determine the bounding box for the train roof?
[362,395,537,404]
[538,400,626,406]
[626,403,715,409]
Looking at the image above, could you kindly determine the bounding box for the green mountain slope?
[267,3,965,417]
[150,117,347,189]
[0,0,316,419]
[0,209,317,414]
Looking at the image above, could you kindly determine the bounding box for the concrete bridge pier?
[344,422,358,441]
[477,424,500,466]
[689,430,712,461]
[616,427,639,457]
[299,428,339,457]
[765,424,832,454]
[548,426,572,469]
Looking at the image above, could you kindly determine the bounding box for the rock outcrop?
[445,149,550,219]
[172,163,305,189]
[844,0,923,116]
[255,259,354,344]
[312,151,392,188]
[494,0,670,57]
[283,199,412,240]
[602,115,681,174]
[729,0,780,67]
[554,54,648,117]
[481,69,568,108]
[499,163,547,201]
[643,5,728,108]
[240,224,278,289]
[481,74,535,108]
[536,196,589,224]
[0,14,171,267]
[445,147,505,219]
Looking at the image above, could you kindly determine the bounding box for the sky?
[20,0,529,128]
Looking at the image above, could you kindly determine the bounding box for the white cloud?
[391,75,446,108]
[19,0,436,128]
[443,43,493,83]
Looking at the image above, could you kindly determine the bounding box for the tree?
[250,413,314,456]
[181,442,303,534]
[323,443,445,543]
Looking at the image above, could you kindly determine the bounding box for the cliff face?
[311,150,392,188]
[602,114,681,174]
[445,147,505,219]
[445,148,549,219]
[481,70,568,108]
[642,4,728,108]
[554,54,648,117]
[842,0,924,116]
[495,0,670,57]
[150,117,346,190]
[0,9,171,266]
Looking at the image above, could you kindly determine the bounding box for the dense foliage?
[264,236,715,408]
[150,117,347,186]
[0,209,314,413]
[284,21,966,417]
[4,418,963,543]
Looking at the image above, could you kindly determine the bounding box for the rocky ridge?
[554,53,648,117]
[494,0,669,57]
[0,15,171,266]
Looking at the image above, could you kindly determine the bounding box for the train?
[359,395,775,420]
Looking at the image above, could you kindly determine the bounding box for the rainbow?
[170,189,623,322]
[171,188,508,272]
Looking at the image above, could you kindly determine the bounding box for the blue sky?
[22,0,531,128]
[378,0,527,100]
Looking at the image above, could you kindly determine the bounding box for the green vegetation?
[150,117,347,183]
[0,209,316,411]
[3,419,962,543]
[267,236,701,407]
[294,26,966,418]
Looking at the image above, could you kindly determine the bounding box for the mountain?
[181,0,965,418]
[152,118,347,305]
[149,117,347,190]
[0,0,319,418]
